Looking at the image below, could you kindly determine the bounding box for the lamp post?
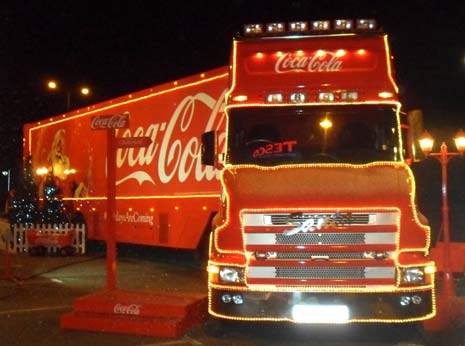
[2,170,10,192]
[418,129,465,298]
[47,80,91,111]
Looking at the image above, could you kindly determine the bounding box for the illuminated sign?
[245,49,377,75]
[91,112,130,130]
[252,140,297,158]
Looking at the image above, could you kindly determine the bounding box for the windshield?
[227,105,401,166]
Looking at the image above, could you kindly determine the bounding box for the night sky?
[1,1,464,166]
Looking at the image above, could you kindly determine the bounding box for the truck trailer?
[24,67,228,250]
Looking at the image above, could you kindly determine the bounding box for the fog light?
[232,294,244,305]
[221,294,232,304]
[412,295,422,305]
[400,296,411,306]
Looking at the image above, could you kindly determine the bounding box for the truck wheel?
[37,246,47,256]
[29,247,37,256]
[196,212,217,264]
[65,246,76,256]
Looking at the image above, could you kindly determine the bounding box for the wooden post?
[106,128,117,290]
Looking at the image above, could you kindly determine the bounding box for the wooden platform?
[60,289,208,337]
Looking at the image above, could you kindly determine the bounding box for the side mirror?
[201,131,217,166]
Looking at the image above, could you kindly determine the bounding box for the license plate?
[291,304,350,323]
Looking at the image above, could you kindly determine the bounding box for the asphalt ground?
[0,244,444,346]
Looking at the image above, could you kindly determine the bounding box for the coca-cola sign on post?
[113,303,141,315]
[91,112,130,130]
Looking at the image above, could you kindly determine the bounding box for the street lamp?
[2,169,10,191]
[418,129,465,298]
[47,80,91,111]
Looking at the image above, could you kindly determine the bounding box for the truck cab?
[204,19,435,325]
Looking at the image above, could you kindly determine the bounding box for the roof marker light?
[266,22,285,33]
[311,20,331,31]
[289,21,309,32]
[244,24,264,36]
[334,19,354,30]
[356,19,377,30]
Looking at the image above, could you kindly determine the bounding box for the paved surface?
[0,245,440,346]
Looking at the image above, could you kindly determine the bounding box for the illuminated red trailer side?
[23,67,228,249]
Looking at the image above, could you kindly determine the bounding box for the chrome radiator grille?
[270,213,370,226]
[274,252,370,260]
[247,266,395,280]
[242,210,398,285]
[275,233,365,245]
[277,267,365,279]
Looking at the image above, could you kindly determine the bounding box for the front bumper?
[209,288,434,323]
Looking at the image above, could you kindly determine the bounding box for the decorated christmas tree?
[9,155,40,225]
[41,171,67,224]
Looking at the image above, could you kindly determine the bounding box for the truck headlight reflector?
[400,267,425,285]
[219,267,244,284]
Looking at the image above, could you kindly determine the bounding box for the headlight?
[219,267,244,284]
[400,267,425,285]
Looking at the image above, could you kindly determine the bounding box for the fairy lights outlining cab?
[202,19,436,325]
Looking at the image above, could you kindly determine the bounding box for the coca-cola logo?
[115,90,227,186]
[275,50,343,73]
[91,112,130,130]
[113,303,141,315]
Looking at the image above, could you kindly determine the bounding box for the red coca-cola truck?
[23,67,228,250]
[201,19,465,342]
[24,18,465,342]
